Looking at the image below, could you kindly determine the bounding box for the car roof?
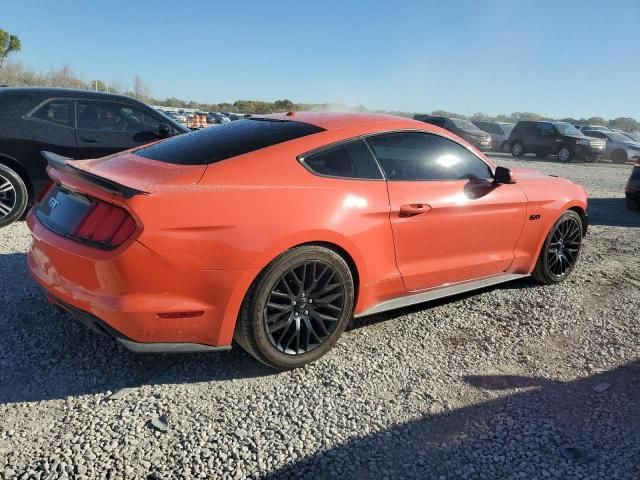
[0,86,142,103]
[255,112,421,131]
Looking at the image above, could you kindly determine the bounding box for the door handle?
[399,203,432,217]
[80,137,98,143]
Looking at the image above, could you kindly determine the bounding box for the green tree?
[0,29,21,69]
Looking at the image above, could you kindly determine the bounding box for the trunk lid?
[70,152,207,193]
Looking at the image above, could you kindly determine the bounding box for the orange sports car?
[27,112,588,368]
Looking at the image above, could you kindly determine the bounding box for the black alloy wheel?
[0,164,29,228]
[234,246,354,369]
[264,260,345,355]
[533,210,583,284]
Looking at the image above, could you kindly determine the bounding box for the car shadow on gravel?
[0,253,276,405]
[588,197,640,228]
[260,360,640,479]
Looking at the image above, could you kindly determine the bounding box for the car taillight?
[72,199,137,248]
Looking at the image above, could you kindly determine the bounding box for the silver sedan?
[582,130,640,163]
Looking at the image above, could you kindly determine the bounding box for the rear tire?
[0,164,28,229]
[234,246,355,369]
[532,210,583,284]
[557,146,573,162]
[511,141,524,157]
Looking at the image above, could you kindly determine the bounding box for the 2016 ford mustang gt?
[27,112,588,369]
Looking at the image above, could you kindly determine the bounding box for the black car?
[0,87,188,227]
[413,115,492,151]
[507,121,606,162]
[625,157,640,210]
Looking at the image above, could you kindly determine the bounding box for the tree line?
[0,37,636,130]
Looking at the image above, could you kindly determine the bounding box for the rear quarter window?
[301,139,383,180]
[135,118,325,165]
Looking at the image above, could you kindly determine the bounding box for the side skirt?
[354,273,530,318]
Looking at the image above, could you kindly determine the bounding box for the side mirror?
[158,124,171,138]
[493,166,515,184]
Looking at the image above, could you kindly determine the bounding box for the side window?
[366,132,493,181]
[536,123,554,136]
[30,100,74,127]
[78,101,162,132]
[302,139,383,180]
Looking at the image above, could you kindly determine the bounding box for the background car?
[623,132,640,142]
[472,120,515,152]
[508,120,606,162]
[414,115,492,151]
[577,125,610,132]
[0,87,188,228]
[582,129,640,163]
[625,157,640,210]
[27,112,588,369]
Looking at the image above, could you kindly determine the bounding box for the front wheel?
[0,164,29,229]
[235,246,355,369]
[532,210,583,284]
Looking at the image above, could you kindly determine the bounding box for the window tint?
[77,101,163,132]
[30,100,74,127]
[302,139,383,180]
[584,130,606,139]
[474,121,501,134]
[536,123,554,136]
[135,118,325,165]
[366,132,492,181]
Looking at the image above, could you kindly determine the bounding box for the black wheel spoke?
[546,216,581,278]
[264,260,345,355]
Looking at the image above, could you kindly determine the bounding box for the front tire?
[235,246,355,369]
[611,150,628,164]
[0,164,29,229]
[532,210,583,284]
[511,141,524,157]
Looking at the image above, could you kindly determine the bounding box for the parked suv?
[508,121,606,162]
[472,121,514,152]
[582,129,640,164]
[413,115,492,151]
[0,87,188,228]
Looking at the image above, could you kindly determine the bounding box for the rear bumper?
[46,293,231,353]
[27,211,259,348]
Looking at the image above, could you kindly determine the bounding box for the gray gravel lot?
[1,154,639,479]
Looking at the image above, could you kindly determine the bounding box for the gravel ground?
[1,154,639,479]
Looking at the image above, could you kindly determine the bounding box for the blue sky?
[3,0,639,119]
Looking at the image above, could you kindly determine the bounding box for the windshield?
[451,118,481,130]
[500,123,515,135]
[607,132,633,142]
[624,132,640,142]
[554,123,583,136]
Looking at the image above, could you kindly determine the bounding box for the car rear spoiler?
[42,151,148,199]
